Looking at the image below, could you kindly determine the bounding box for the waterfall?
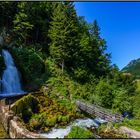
[0,49,25,97]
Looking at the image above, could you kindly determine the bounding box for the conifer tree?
[48,2,80,73]
[13,2,33,45]
[89,20,110,76]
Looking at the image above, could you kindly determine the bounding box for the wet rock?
[0,36,4,46]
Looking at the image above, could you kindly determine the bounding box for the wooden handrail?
[76,100,123,122]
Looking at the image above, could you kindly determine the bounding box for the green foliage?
[135,80,140,92]
[88,20,110,76]
[0,2,139,136]
[0,2,18,28]
[95,79,114,108]
[48,2,80,72]
[13,2,53,48]
[116,118,140,132]
[13,2,33,44]
[11,94,40,122]
[73,67,88,82]
[44,117,57,127]
[98,124,128,138]
[10,47,46,90]
[29,114,43,130]
[112,88,133,113]
[122,58,140,78]
[17,91,81,131]
[65,126,93,138]
[132,92,140,117]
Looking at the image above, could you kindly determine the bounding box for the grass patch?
[65,126,93,138]
[114,118,140,132]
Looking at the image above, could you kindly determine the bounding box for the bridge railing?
[76,100,123,122]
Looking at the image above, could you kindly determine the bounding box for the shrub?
[117,118,140,132]
[10,47,46,90]
[95,79,114,108]
[65,126,93,138]
[132,92,140,117]
[73,67,88,82]
[112,88,133,114]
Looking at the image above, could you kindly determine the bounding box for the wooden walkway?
[76,100,123,122]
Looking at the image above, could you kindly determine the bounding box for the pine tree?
[48,2,80,73]
[89,20,111,76]
[63,2,80,66]
[13,2,33,45]
[0,2,18,29]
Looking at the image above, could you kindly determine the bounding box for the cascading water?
[41,118,105,138]
[0,49,25,97]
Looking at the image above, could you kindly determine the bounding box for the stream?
[40,118,106,138]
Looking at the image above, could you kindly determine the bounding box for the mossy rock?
[29,114,44,130]
[61,115,70,123]
[45,117,57,127]
[11,94,40,122]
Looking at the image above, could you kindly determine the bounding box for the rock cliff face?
[0,36,4,46]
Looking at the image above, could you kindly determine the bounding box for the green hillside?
[122,58,140,78]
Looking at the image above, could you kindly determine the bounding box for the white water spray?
[0,49,24,96]
[40,118,102,138]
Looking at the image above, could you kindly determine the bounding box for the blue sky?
[75,2,140,70]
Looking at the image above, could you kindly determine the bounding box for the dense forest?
[0,1,140,138]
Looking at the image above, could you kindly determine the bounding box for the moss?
[97,124,128,138]
[28,114,44,131]
[11,94,40,122]
[12,90,82,132]
[45,117,57,127]
[61,115,70,123]
[65,126,93,138]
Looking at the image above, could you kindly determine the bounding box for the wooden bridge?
[76,100,124,122]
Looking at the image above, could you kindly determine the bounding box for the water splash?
[0,49,25,97]
[40,118,99,138]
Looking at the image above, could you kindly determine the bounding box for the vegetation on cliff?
[122,58,140,79]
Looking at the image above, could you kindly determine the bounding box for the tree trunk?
[36,28,39,42]
[62,60,64,74]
